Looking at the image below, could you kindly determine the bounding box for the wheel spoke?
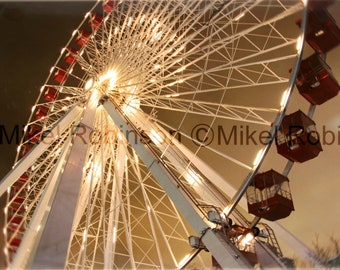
[2,0,307,268]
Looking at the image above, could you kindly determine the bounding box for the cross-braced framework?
[1,0,309,268]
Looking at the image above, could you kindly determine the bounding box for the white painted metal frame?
[1,0,316,268]
[103,99,252,269]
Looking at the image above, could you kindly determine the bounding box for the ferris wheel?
[1,0,339,269]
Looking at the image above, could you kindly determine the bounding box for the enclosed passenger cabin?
[20,143,33,158]
[17,173,29,185]
[103,0,118,13]
[89,13,104,30]
[247,170,294,221]
[34,105,49,122]
[275,110,322,163]
[53,67,68,84]
[76,29,92,47]
[296,53,339,105]
[27,124,42,143]
[64,48,78,65]
[296,2,340,54]
[9,238,21,252]
[43,86,58,102]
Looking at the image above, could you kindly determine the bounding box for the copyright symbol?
[191,124,214,146]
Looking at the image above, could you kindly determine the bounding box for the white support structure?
[0,105,82,197]
[10,135,73,269]
[174,135,318,265]
[127,109,318,267]
[103,100,252,269]
[30,90,101,269]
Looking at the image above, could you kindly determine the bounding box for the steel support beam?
[10,136,73,269]
[103,100,252,269]
[31,90,101,269]
[0,105,82,197]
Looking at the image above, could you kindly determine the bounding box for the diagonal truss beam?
[29,90,101,269]
[102,99,252,269]
[0,106,82,197]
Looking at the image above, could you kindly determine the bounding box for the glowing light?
[49,67,55,74]
[296,34,303,52]
[173,46,184,56]
[112,227,117,243]
[84,78,94,90]
[149,129,164,145]
[140,14,145,24]
[86,161,102,183]
[154,23,161,31]
[238,232,254,250]
[61,48,66,54]
[178,254,191,268]
[235,12,245,21]
[223,205,231,214]
[185,169,200,185]
[153,31,163,41]
[54,147,62,156]
[169,34,176,41]
[122,97,140,115]
[165,93,180,98]
[134,153,139,164]
[154,64,161,70]
[175,66,186,73]
[315,30,324,37]
[36,224,41,232]
[99,69,118,90]
[253,148,265,167]
[72,30,77,37]
[128,17,133,27]
[83,229,87,242]
[245,232,254,242]
[280,89,289,109]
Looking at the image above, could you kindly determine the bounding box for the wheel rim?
[4,1,306,268]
